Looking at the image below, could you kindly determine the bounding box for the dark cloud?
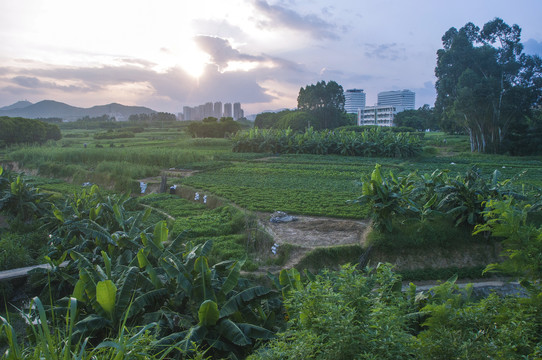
[253,0,338,40]
[364,43,406,61]
[193,35,263,70]
[12,75,95,92]
[523,38,542,56]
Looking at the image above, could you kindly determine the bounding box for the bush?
[0,233,36,270]
[0,117,61,145]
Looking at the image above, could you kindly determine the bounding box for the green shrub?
[0,233,36,270]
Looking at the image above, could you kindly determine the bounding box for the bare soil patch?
[259,214,371,248]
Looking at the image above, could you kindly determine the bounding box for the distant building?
[344,89,366,114]
[233,102,241,120]
[204,102,213,118]
[214,101,222,119]
[181,101,242,121]
[224,103,232,118]
[358,105,396,127]
[183,106,192,120]
[377,90,415,113]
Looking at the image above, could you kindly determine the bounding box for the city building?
[344,89,366,114]
[377,90,415,113]
[183,106,192,121]
[223,103,232,118]
[233,102,241,120]
[214,102,222,119]
[204,102,213,118]
[358,105,396,127]
[181,101,242,121]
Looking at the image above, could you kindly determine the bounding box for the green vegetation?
[435,18,542,154]
[1,121,542,357]
[187,116,243,138]
[0,117,61,147]
[1,16,542,360]
[232,127,422,157]
[394,104,438,131]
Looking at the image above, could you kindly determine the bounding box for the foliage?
[435,18,542,153]
[417,277,542,359]
[187,117,241,138]
[128,112,177,126]
[19,183,280,358]
[354,164,417,231]
[0,116,61,146]
[274,111,316,131]
[254,110,293,129]
[232,127,422,158]
[354,163,525,232]
[335,125,417,133]
[297,80,348,129]
[249,264,416,360]
[474,197,542,286]
[394,105,438,131]
[0,168,51,222]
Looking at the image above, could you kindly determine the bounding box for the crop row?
[231,127,422,157]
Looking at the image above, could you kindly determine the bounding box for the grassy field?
[1,125,541,277]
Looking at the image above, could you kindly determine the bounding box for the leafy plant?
[352,164,417,232]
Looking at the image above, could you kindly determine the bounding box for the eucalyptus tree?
[435,18,542,153]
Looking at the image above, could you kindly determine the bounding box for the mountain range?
[0,100,156,121]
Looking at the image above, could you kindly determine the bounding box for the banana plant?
[0,174,50,222]
[353,164,418,232]
[142,239,279,359]
[69,249,168,339]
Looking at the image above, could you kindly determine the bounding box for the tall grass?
[9,147,214,168]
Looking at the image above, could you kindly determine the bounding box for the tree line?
[0,116,61,147]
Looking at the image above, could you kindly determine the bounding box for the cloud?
[364,43,406,61]
[253,0,338,40]
[193,35,263,70]
[0,54,309,111]
[190,18,247,40]
[523,38,542,56]
[11,75,96,92]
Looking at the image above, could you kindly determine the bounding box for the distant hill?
[0,100,33,111]
[0,100,156,121]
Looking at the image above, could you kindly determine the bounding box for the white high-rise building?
[377,90,415,113]
[344,89,366,114]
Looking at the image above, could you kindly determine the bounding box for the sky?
[1,0,542,116]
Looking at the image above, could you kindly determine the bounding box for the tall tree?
[435,18,541,153]
[297,80,346,129]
